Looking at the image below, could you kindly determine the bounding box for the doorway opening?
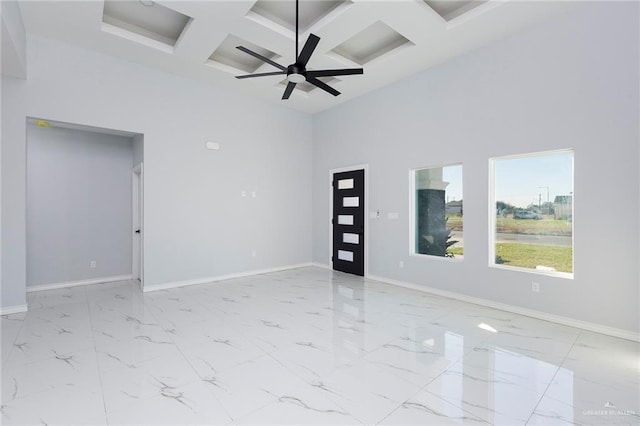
[25,117,144,292]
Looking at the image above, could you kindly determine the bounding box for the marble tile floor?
[1,267,638,425]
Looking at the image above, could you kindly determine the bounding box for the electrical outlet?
[399,261,404,268]
[251,250,257,258]
[531,281,540,293]
[90,260,97,268]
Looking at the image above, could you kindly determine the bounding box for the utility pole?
[538,186,549,215]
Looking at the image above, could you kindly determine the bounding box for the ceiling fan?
[235,0,364,100]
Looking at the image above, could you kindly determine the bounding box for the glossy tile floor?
[1,267,638,425]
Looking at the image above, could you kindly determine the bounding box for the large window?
[490,150,573,276]
[411,164,463,259]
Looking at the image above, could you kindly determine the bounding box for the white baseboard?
[0,304,28,315]
[143,263,313,293]
[311,262,330,269]
[27,275,133,293]
[367,274,640,343]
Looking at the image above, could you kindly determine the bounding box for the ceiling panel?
[423,0,488,21]
[250,0,347,33]
[102,0,190,47]
[209,34,279,74]
[332,21,412,65]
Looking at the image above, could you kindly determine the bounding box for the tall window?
[411,164,463,259]
[490,150,574,276]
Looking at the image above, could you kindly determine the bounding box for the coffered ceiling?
[17,1,572,113]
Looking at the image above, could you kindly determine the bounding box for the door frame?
[329,164,369,277]
[132,163,144,289]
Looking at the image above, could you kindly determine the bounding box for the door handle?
[135,229,141,234]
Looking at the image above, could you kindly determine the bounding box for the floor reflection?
[331,275,366,365]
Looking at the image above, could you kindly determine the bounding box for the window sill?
[410,253,464,262]
[489,263,574,280]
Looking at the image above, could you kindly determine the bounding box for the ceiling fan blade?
[296,34,320,67]
[236,71,286,79]
[236,46,286,71]
[282,81,296,100]
[306,68,364,78]
[307,76,340,97]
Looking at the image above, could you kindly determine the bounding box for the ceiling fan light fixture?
[286,63,306,83]
[287,73,305,83]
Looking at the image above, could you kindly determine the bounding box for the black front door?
[332,169,365,276]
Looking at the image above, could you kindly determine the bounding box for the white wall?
[312,2,639,333]
[0,0,27,78]
[27,125,134,287]
[1,2,27,310]
[1,34,312,305]
[1,76,27,309]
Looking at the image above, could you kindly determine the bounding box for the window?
[490,150,573,276]
[411,164,463,258]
